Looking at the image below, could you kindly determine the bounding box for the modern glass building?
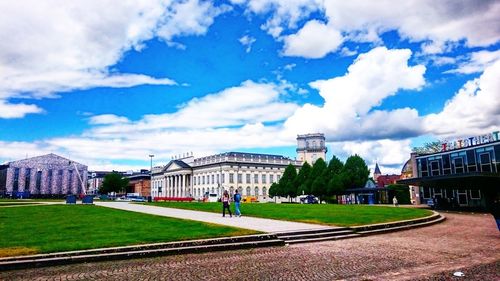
[399,132,500,209]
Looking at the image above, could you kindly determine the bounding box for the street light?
[149,154,154,197]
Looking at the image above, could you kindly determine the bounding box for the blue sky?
[0,0,499,174]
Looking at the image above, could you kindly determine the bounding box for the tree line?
[269,155,370,202]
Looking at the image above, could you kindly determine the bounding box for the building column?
[181,174,185,197]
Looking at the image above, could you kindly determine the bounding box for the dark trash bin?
[66,195,77,204]
[82,195,94,204]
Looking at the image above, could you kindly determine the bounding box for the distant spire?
[374,162,381,175]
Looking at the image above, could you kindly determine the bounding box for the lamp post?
[149,154,154,197]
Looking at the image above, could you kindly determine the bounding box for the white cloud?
[0,0,228,118]
[239,35,257,53]
[329,138,413,175]
[238,0,500,58]
[88,80,298,135]
[89,114,131,125]
[231,0,324,38]
[283,20,343,58]
[157,0,231,41]
[424,60,500,138]
[284,47,426,141]
[0,100,43,119]
[446,49,500,74]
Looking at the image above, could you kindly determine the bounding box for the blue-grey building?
[0,153,88,198]
[399,131,500,209]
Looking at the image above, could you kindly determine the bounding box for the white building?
[151,134,327,201]
[296,133,327,164]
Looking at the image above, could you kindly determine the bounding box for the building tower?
[373,162,382,181]
[296,133,327,164]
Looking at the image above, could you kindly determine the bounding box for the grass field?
[0,205,257,257]
[147,202,432,226]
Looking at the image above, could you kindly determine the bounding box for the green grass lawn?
[147,202,432,226]
[0,205,256,257]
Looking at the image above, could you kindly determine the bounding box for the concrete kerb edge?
[0,234,285,271]
[0,211,446,271]
[351,211,445,233]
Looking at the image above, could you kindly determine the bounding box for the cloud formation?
[0,0,228,118]
[237,0,500,58]
[284,47,426,141]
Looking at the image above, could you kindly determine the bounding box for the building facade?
[0,153,88,198]
[399,131,500,209]
[296,133,327,164]
[151,152,303,201]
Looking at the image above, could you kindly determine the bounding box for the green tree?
[100,172,129,194]
[325,155,345,198]
[387,184,411,204]
[342,155,369,188]
[309,158,328,201]
[269,182,279,202]
[327,155,344,176]
[296,162,312,196]
[327,173,345,197]
[279,164,298,201]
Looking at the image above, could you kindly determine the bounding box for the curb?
[0,212,445,271]
[352,211,445,234]
[0,234,284,271]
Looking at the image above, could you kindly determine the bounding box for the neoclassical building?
[151,134,327,201]
[0,153,88,197]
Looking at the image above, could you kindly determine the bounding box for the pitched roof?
[374,162,381,175]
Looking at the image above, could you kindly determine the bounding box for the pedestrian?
[233,189,242,217]
[393,196,399,207]
[222,190,232,217]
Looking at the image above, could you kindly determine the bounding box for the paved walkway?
[3,212,498,280]
[95,202,334,233]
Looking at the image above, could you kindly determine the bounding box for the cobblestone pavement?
[2,212,499,281]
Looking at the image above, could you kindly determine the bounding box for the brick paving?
[1,212,499,281]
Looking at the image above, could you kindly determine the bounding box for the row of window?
[192,186,268,198]
[417,144,500,177]
[193,173,280,186]
[12,168,81,194]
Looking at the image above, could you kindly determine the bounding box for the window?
[270,174,274,183]
[47,170,53,193]
[229,173,234,183]
[237,174,242,184]
[254,187,259,196]
[262,187,267,197]
[453,158,464,174]
[254,174,259,184]
[423,187,431,199]
[221,173,225,183]
[216,174,219,184]
[246,186,251,196]
[24,168,31,191]
[13,168,20,192]
[262,174,267,184]
[430,160,440,176]
[211,175,214,184]
[36,170,43,194]
[479,153,492,172]
[246,174,251,184]
[58,170,63,193]
[277,175,280,182]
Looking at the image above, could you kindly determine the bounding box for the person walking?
[222,190,232,217]
[392,196,399,207]
[233,189,242,217]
